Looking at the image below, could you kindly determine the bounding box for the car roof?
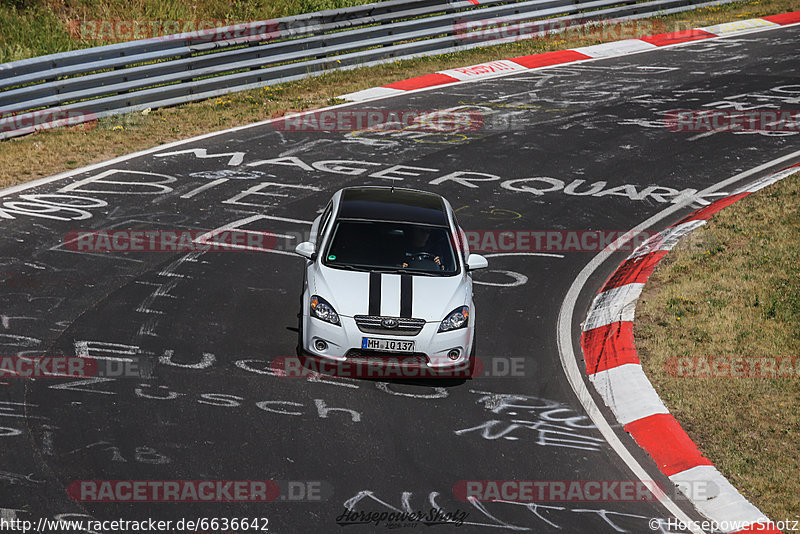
[337,187,449,226]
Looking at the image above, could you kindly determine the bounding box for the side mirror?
[295,241,316,260]
[466,254,488,271]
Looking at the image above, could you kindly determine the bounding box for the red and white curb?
[580,162,800,534]
[342,12,800,101]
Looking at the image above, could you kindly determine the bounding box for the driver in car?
[400,226,446,270]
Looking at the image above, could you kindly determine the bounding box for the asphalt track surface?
[0,25,798,533]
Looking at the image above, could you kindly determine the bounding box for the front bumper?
[302,314,473,369]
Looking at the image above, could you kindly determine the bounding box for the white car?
[294,186,488,373]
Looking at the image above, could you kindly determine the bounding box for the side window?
[315,202,333,250]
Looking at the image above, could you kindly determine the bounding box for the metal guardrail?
[0,0,739,139]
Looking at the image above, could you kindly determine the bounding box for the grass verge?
[0,0,387,63]
[2,0,800,186]
[635,172,800,521]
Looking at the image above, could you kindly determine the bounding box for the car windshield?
[323,220,459,275]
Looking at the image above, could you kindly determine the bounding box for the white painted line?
[734,164,800,193]
[571,39,658,58]
[340,86,407,102]
[181,178,229,199]
[48,246,145,263]
[250,214,313,225]
[558,148,800,534]
[589,363,670,425]
[629,220,707,259]
[582,283,644,331]
[669,465,769,532]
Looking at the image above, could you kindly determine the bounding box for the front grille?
[354,315,426,336]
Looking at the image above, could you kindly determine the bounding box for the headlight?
[310,295,340,326]
[438,306,469,332]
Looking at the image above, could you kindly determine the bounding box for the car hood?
[310,266,468,322]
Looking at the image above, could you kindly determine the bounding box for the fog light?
[447,349,460,360]
[314,340,328,352]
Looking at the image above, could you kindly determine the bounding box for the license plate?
[361,338,415,353]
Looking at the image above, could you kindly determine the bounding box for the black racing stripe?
[400,274,413,318]
[369,272,381,316]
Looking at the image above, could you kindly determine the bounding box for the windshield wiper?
[375,268,438,276]
[330,264,441,276]
[334,264,371,272]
